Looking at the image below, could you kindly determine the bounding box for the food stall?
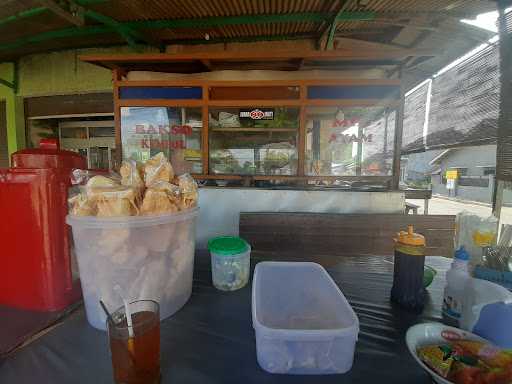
[81,49,427,244]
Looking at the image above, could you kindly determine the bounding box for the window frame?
[113,76,400,186]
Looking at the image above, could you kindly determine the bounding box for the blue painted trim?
[119,86,203,99]
[307,85,400,100]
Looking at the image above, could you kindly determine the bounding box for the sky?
[461,10,499,33]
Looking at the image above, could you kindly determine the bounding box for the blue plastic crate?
[474,265,512,291]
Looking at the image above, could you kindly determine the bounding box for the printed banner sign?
[239,108,274,120]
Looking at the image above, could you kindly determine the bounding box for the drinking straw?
[99,300,115,324]
[114,285,134,339]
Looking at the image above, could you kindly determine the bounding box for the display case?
[113,77,401,187]
[209,107,299,176]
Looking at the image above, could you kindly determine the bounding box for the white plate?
[406,323,488,384]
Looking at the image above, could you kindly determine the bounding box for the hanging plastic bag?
[143,152,174,187]
[455,211,498,265]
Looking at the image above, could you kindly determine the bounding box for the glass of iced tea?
[107,300,160,384]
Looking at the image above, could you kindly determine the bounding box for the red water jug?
[0,139,85,311]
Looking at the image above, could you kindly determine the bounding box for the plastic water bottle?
[442,247,470,325]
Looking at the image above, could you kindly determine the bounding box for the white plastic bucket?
[66,207,199,330]
[252,262,359,375]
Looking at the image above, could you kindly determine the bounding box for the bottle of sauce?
[391,225,426,311]
[442,246,470,326]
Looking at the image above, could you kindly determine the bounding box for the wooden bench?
[239,213,455,265]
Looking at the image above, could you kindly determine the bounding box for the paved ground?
[407,196,512,225]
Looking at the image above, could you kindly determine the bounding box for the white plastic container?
[442,247,470,325]
[252,262,359,375]
[66,207,199,330]
[208,236,250,291]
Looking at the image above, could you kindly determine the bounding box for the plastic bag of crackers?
[68,152,199,217]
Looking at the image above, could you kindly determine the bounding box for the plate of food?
[406,323,512,384]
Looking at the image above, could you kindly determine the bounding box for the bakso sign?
[141,139,186,149]
[134,124,193,150]
[135,124,192,135]
[239,109,274,120]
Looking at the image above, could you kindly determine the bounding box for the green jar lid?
[208,236,249,256]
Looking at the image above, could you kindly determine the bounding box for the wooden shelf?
[211,127,297,132]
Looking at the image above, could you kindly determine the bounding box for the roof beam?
[36,0,84,26]
[327,1,352,50]
[0,78,16,90]
[166,33,315,45]
[80,49,438,65]
[124,12,375,30]
[0,11,377,53]
[200,59,212,71]
[83,9,163,50]
[0,7,47,27]
[317,1,350,50]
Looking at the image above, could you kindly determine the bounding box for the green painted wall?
[3,45,156,157]
[0,63,24,159]
[17,45,157,97]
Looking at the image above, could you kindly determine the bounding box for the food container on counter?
[252,261,359,375]
[66,207,199,330]
[208,236,250,291]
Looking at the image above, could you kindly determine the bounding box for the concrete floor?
[407,196,512,225]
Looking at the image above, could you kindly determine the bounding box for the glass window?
[121,107,203,174]
[60,126,87,139]
[89,126,115,138]
[305,106,395,176]
[209,107,299,175]
[483,167,496,176]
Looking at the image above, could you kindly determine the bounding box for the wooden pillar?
[494,2,512,216]
[391,69,404,190]
[202,85,209,175]
[112,68,123,169]
[297,85,307,177]
[356,123,363,176]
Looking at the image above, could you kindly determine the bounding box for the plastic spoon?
[114,285,135,354]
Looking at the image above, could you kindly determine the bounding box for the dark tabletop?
[0,252,449,384]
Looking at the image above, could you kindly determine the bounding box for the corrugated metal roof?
[344,0,491,15]
[0,0,498,79]
[0,0,38,19]
[92,0,334,21]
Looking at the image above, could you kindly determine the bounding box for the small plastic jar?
[208,236,251,291]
